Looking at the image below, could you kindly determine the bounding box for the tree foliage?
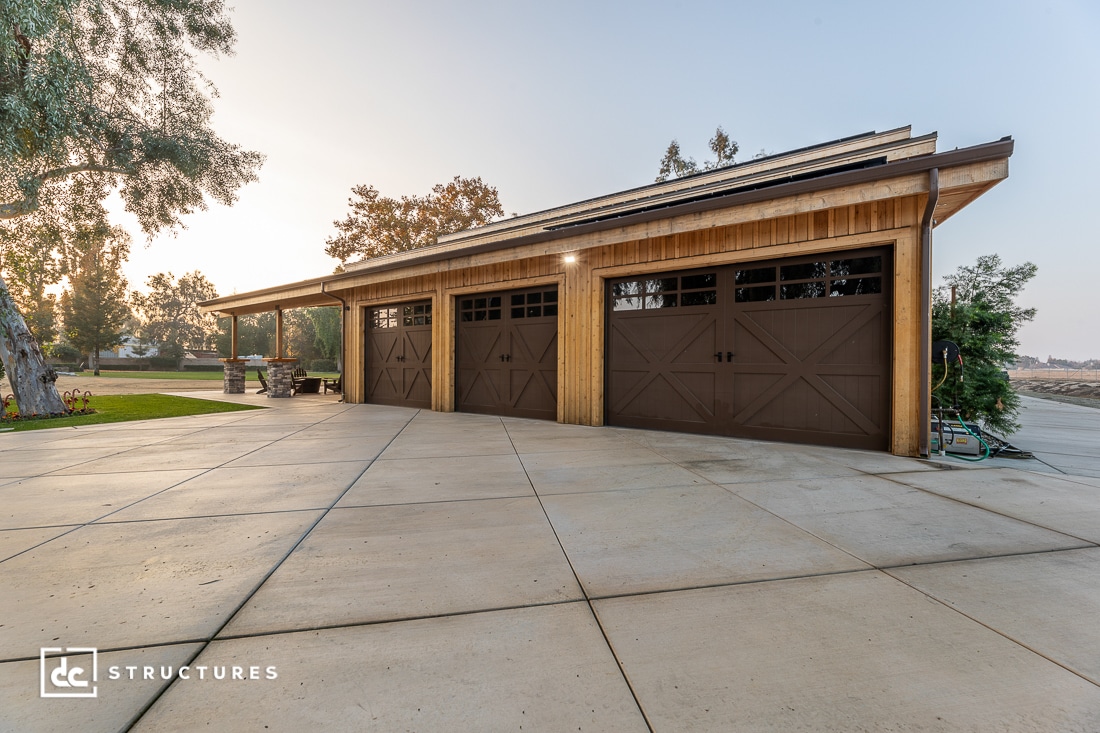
[1,0,264,228]
[655,126,740,182]
[931,254,1038,435]
[306,306,341,365]
[132,271,218,358]
[325,176,504,264]
[0,0,261,412]
[58,221,131,375]
[0,211,63,343]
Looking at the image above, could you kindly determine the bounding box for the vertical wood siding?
[336,195,925,455]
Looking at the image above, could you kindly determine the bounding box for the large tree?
[932,254,1038,435]
[0,0,263,412]
[0,212,63,343]
[59,222,131,375]
[655,126,740,182]
[131,270,218,360]
[325,176,504,264]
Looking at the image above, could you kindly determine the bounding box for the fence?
[1009,369,1100,381]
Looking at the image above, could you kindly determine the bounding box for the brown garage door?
[607,249,890,450]
[455,286,558,420]
[365,301,432,408]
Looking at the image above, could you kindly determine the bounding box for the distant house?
[200,126,1013,457]
[98,336,158,359]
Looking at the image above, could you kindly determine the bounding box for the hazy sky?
[111,0,1100,360]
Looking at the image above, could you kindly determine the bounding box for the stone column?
[264,358,298,398]
[221,358,247,394]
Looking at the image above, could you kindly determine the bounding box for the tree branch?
[0,163,132,219]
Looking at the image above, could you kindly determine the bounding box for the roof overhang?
[201,134,1012,317]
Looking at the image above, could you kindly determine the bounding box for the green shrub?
[46,343,83,362]
[310,359,337,372]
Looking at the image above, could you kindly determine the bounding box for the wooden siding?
[333,194,927,455]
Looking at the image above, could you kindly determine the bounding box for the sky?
[111,0,1100,360]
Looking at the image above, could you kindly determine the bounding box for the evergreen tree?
[931,255,1037,435]
[59,224,131,376]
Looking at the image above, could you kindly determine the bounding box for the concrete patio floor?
[2,392,1099,731]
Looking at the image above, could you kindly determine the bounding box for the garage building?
[201,127,1013,457]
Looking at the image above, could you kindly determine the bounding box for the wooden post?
[275,308,284,359]
[231,315,239,360]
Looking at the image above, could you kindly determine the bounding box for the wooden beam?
[275,308,284,359]
[231,315,239,360]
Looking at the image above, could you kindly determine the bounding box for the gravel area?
[1,374,228,397]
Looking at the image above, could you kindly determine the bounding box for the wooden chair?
[256,370,268,394]
[323,375,342,394]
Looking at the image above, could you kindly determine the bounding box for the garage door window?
[829,256,883,296]
[403,303,432,326]
[735,267,777,303]
[371,307,399,329]
[510,289,558,318]
[732,256,883,301]
[460,296,502,322]
[612,275,717,311]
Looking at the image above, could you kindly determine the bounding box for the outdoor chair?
[323,375,342,394]
[256,370,268,394]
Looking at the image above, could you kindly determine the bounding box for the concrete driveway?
[2,393,1099,731]
[1007,395,1100,478]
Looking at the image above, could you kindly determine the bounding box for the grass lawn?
[1,394,264,432]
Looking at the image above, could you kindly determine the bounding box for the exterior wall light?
[564,254,577,264]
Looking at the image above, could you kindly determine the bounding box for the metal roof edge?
[201,135,1012,311]
[429,126,920,248]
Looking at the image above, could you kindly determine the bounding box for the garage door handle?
[714,352,724,363]
[727,351,734,362]
[499,354,512,362]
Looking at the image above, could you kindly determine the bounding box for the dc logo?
[40,648,98,698]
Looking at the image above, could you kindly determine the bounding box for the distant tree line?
[0,215,224,375]
[1016,355,1100,370]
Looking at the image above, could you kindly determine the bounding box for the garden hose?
[949,418,991,462]
[932,351,949,393]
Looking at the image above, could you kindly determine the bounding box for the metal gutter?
[320,281,347,403]
[919,168,940,458]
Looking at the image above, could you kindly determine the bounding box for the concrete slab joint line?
[1,397,1099,731]
[499,417,657,731]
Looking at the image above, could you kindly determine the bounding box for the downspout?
[919,168,939,458]
[320,281,347,403]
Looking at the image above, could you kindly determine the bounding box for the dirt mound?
[1013,379,1100,401]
